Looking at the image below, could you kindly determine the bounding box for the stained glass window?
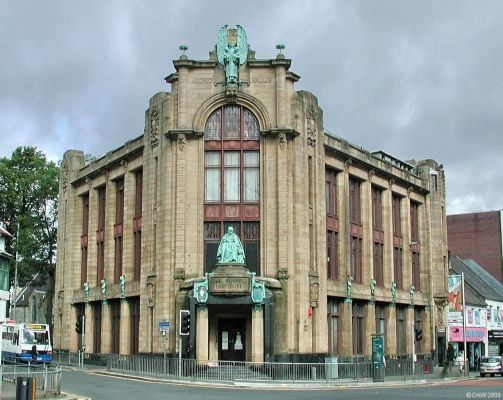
[204,109,221,140]
[243,109,259,140]
[223,106,240,139]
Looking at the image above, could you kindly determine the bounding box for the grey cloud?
[1,0,502,213]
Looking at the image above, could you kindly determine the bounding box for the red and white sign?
[448,326,487,342]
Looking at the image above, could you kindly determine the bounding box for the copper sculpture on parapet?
[216,25,248,85]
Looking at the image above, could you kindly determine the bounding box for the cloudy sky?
[1,1,502,215]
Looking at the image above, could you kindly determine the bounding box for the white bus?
[1,321,52,363]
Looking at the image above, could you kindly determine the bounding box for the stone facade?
[54,27,448,362]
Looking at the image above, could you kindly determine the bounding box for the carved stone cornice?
[165,129,202,151]
[276,268,289,281]
[262,128,300,139]
[344,158,353,171]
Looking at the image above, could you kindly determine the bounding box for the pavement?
[55,366,481,399]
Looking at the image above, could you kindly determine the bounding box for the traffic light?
[415,327,423,342]
[75,317,83,334]
[180,310,190,336]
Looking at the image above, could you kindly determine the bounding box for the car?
[479,356,503,377]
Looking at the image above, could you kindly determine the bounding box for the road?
[61,369,503,400]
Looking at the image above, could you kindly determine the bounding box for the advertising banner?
[448,275,463,324]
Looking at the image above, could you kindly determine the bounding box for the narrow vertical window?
[349,177,361,224]
[96,186,106,285]
[133,169,143,281]
[352,302,365,354]
[81,193,89,286]
[205,152,221,202]
[244,152,259,202]
[328,298,340,354]
[224,152,240,202]
[392,194,402,237]
[114,178,124,284]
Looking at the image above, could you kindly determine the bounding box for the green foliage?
[0,146,59,286]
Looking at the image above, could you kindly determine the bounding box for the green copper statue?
[217,227,245,264]
[216,25,248,85]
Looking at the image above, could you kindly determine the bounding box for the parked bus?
[1,321,52,363]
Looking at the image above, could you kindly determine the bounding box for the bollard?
[16,377,36,400]
[311,366,317,380]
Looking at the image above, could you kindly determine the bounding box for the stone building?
[54,26,448,362]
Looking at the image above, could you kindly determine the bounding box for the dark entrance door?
[218,318,246,361]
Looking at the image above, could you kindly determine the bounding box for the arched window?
[203,105,260,274]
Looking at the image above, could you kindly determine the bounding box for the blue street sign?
[158,321,170,331]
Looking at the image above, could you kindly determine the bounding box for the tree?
[0,146,59,324]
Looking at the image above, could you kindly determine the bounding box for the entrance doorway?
[218,318,246,361]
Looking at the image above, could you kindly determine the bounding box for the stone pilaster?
[120,300,131,355]
[340,301,352,355]
[251,305,264,362]
[85,303,94,353]
[101,303,111,354]
[366,303,376,354]
[196,305,209,362]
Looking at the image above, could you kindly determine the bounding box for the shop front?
[448,325,488,368]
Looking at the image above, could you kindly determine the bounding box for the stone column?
[101,303,111,354]
[251,305,264,362]
[120,300,131,355]
[85,303,94,353]
[366,303,376,355]
[340,301,353,354]
[386,306,397,354]
[196,305,209,362]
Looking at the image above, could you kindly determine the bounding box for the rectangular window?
[0,261,9,291]
[351,236,363,283]
[81,193,89,286]
[375,303,386,337]
[396,306,406,354]
[373,242,384,287]
[93,303,102,354]
[349,177,361,224]
[352,302,365,354]
[114,179,124,284]
[325,169,338,217]
[129,297,140,355]
[410,201,419,242]
[205,152,221,202]
[392,195,402,237]
[372,186,383,230]
[244,152,259,202]
[327,230,339,280]
[110,300,121,354]
[224,152,240,202]
[133,169,142,282]
[328,298,340,354]
[96,186,106,285]
[394,246,403,289]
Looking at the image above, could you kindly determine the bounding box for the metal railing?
[0,363,62,398]
[107,354,426,384]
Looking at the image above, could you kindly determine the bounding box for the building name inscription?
[209,276,250,294]
[191,77,273,86]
